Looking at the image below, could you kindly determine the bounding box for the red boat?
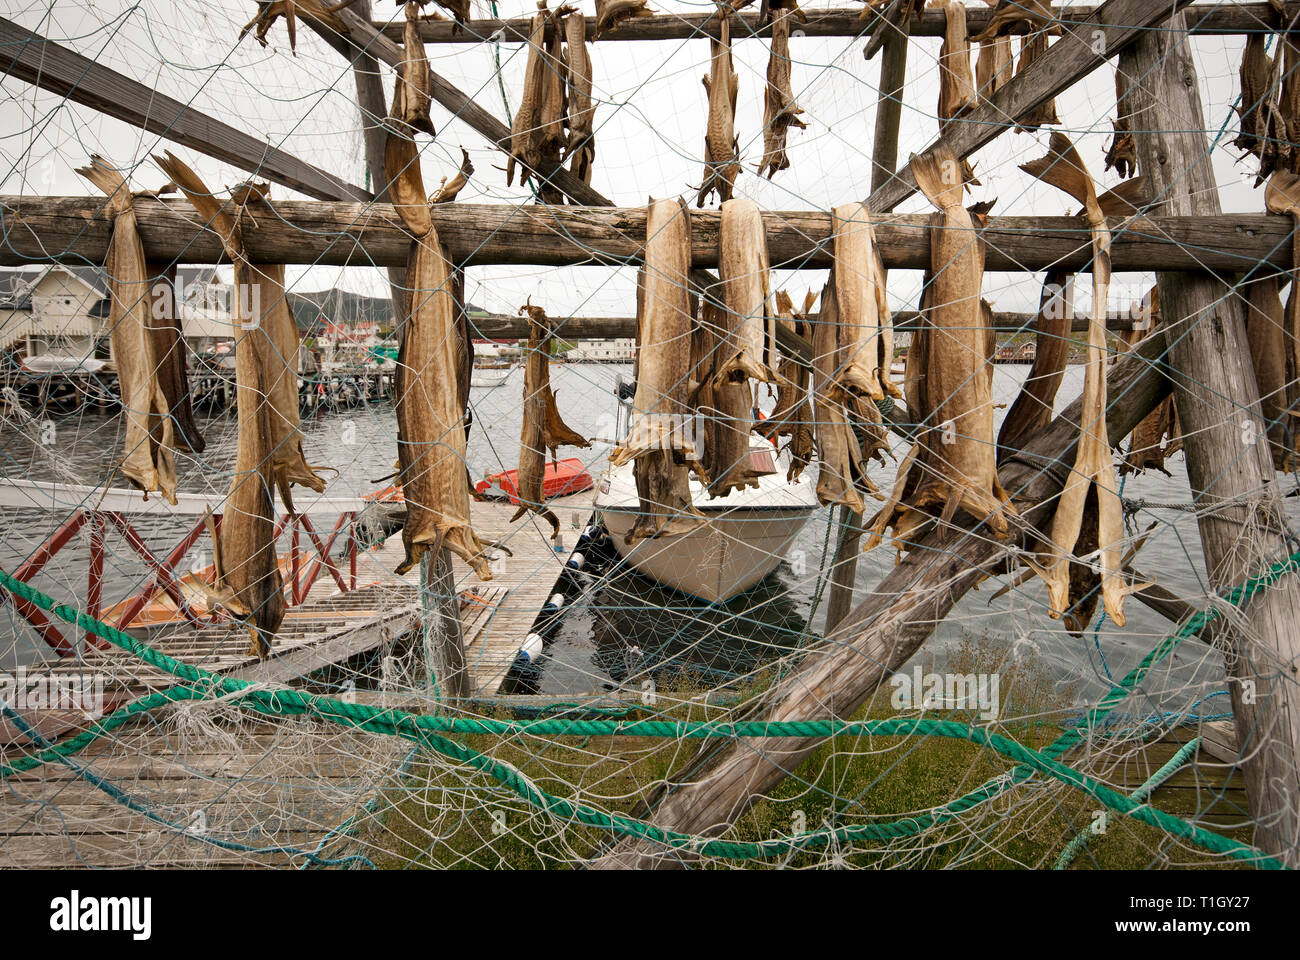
[474,458,594,505]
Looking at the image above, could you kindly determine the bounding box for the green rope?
[1,548,1294,867]
[1054,736,1202,870]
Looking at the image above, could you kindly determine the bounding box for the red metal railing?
[0,510,359,656]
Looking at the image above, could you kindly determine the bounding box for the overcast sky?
[0,1,1272,319]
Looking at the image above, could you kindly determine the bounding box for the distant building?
[565,338,634,362]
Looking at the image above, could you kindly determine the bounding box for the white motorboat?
[595,413,820,603]
[470,365,515,388]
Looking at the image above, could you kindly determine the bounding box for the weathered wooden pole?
[824,19,910,634]
[1123,12,1300,864]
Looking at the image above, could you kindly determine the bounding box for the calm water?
[2,362,1289,711]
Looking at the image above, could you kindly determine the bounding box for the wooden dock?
[0,489,596,867]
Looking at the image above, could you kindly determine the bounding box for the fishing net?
[0,0,1296,870]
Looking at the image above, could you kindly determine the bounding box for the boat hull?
[600,505,813,603]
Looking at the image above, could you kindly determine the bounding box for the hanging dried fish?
[1264,170,1300,467]
[610,198,706,542]
[1012,31,1060,131]
[431,146,473,203]
[1104,66,1137,179]
[77,157,178,504]
[595,0,654,36]
[376,113,492,577]
[970,0,1054,41]
[761,290,816,481]
[1244,277,1294,471]
[698,6,741,207]
[536,5,574,203]
[858,0,923,61]
[937,1,977,127]
[758,7,806,179]
[974,34,1013,102]
[828,201,898,404]
[1116,286,1181,476]
[238,0,352,53]
[716,197,777,384]
[393,1,436,137]
[508,3,551,189]
[146,263,206,454]
[1019,132,1127,626]
[698,299,765,496]
[410,0,471,27]
[865,144,1011,552]
[812,278,880,513]
[1235,31,1279,179]
[151,152,285,655]
[997,270,1072,461]
[515,302,590,536]
[562,11,597,185]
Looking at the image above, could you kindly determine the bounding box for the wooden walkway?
[0,490,596,867]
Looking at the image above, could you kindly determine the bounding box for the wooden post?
[420,546,470,703]
[824,23,909,634]
[1123,12,1300,864]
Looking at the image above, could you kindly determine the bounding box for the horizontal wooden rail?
[2,194,1291,274]
[388,2,1297,44]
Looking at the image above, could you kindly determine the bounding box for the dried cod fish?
[508,3,552,189]
[77,156,178,504]
[563,12,597,185]
[1263,170,1300,468]
[379,117,492,578]
[1244,277,1294,472]
[1104,65,1137,179]
[515,302,590,536]
[758,7,806,179]
[1116,286,1182,476]
[239,0,352,54]
[828,201,898,404]
[971,0,1054,42]
[393,1,436,137]
[716,197,777,384]
[609,198,706,542]
[698,7,741,207]
[147,263,206,454]
[151,152,287,655]
[537,5,575,203]
[1019,132,1128,626]
[937,1,977,127]
[595,0,654,36]
[997,270,1072,461]
[698,299,765,496]
[760,290,816,481]
[865,144,1011,552]
[974,34,1013,102]
[1012,31,1059,131]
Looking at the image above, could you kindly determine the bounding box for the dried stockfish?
[828,201,897,404]
[1104,65,1137,179]
[1012,31,1059,131]
[937,1,977,127]
[1117,286,1182,477]
[698,6,741,207]
[431,147,474,204]
[1245,277,1295,472]
[78,157,178,504]
[508,3,551,189]
[758,7,806,180]
[393,1,436,137]
[563,12,597,185]
[406,0,471,27]
[997,270,1072,461]
[609,198,706,543]
[858,0,923,61]
[811,279,880,513]
[1019,132,1128,626]
[151,152,284,655]
[970,0,1054,42]
[974,34,1013,102]
[865,144,1011,552]
[515,302,590,536]
[595,0,654,36]
[716,197,777,384]
[537,4,575,203]
[1234,31,1281,181]
[760,290,816,482]
[146,263,206,454]
[239,0,351,53]
[379,121,492,578]
[699,299,765,497]
[1264,170,1300,468]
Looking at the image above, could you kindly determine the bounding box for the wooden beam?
[393,3,1298,44]
[868,0,1193,214]
[589,330,1173,868]
[0,17,369,202]
[1125,12,1300,867]
[5,195,1290,274]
